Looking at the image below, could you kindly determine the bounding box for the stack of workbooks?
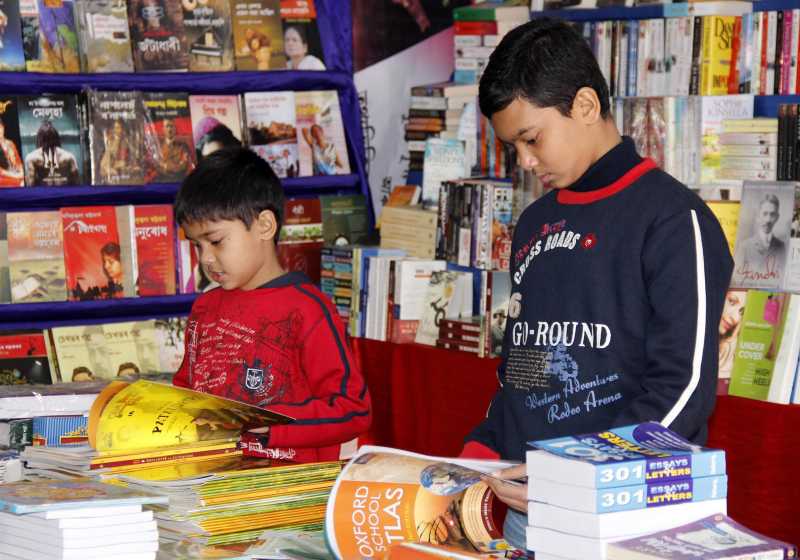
[110,455,342,546]
[0,479,166,560]
[525,422,729,560]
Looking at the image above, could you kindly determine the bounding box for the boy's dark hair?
[175,147,285,237]
[479,18,610,120]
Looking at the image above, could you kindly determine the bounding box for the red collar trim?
[556,158,657,205]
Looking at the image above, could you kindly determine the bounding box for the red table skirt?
[352,338,800,547]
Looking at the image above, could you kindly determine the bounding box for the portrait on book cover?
[732,184,794,290]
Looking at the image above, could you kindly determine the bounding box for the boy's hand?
[483,464,528,513]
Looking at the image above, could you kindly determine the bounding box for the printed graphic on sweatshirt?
[186,310,305,406]
[513,219,597,285]
[510,343,623,425]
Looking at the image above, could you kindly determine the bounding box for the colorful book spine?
[31,415,88,446]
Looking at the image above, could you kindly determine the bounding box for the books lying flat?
[0,381,107,419]
[0,479,167,513]
[529,499,728,539]
[526,526,635,560]
[0,510,152,529]
[606,514,797,559]
[527,422,726,489]
[0,538,158,560]
[528,474,728,514]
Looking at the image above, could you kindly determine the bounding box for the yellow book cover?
[88,379,293,454]
[700,16,737,96]
[707,201,740,256]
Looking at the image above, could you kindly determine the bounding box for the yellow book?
[88,379,293,454]
[700,16,737,96]
[707,200,740,256]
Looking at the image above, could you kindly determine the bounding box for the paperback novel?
[280,0,325,70]
[143,92,195,183]
[189,94,244,161]
[0,0,25,71]
[75,0,134,73]
[20,0,80,73]
[0,96,24,187]
[134,205,175,296]
[87,90,145,185]
[231,0,282,71]
[277,198,322,284]
[0,332,52,385]
[295,90,350,176]
[182,0,233,71]
[244,90,297,178]
[128,0,189,72]
[7,211,66,303]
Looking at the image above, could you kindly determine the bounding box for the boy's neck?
[244,249,286,291]
[565,124,638,194]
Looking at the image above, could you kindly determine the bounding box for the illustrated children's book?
[189,94,244,161]
[7,210,66,303]
[0,0,25,71]
[325,445,517,559]
[142,92,195,183]
[295,90,350,176]
[231,0,282,71]
[527,422,727,489]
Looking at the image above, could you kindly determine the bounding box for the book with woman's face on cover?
[87,90,145,185]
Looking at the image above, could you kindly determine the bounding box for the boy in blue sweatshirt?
[459,18,733,548]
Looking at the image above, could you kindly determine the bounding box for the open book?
[23,380,294,476]
[324,445,520,559]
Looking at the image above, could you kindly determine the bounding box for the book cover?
[414,270,461,346]
[487,270,510,358]
[731,181,793,289]
[698,95,754,183]
[50,324,113,381]
[277,198,322,284]
[700,16,737,95]
[422,139,467,208]
[87,90,145,185]
[529,474,728,515]
[154,316,186,373]
[127,0,189,72]
[18,93,83,186]
[76,0,134,73]
[182,0,233,71]
[189,94,244,161]
[100,320,161,378]
[31,415,87,446]
[706,200,740,256]
[320,194,370,246]
[326,445,514,558]
[133,205,175,296]
[7,211,65,303]
[0,479,168,513]
[606,514,796,559]
[60,206,125,301]
[295,90,350,176]
[718,289,747,391]
[527,422,726,489]
[0,332,52,385]
[781,183,800,292]
[0,96,24,187]
[280,0,325,71]
[142,92,195,184]
[0,0,25,71]
[231,0,282,71]
[729,290,789,401]
[20,0,80,73]
[244,90,298,178]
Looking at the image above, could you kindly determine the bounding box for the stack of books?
[0,479,166,560]
[525,422,729,560]
[718,118,779,181]
[111,455,342,546]
[0,450,22,483]
[437,317,485,356]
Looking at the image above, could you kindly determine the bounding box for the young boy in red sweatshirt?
[173,147,371,463]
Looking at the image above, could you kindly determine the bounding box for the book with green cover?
[729,290,789,400]
[453,0,529,21]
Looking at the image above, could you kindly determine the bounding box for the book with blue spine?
[0,479,167,513]
[526,422,726,489]
[528,473,728,514]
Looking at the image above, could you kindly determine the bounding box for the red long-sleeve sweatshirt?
[173,271,371,462]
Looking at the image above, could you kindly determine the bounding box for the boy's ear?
[255,209,279,241]
[571,86,602,124]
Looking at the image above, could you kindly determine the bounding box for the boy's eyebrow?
[513,125,537,140]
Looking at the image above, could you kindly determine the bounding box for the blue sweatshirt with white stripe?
[464,137,733,462]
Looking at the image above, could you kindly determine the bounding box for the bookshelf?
[531,0,800,118]
[0,1,369,331]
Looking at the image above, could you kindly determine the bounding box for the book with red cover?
[7,211,66,303]
[134,205,176,296]
[143,92,196,183]
[0,331,52,385]
[277,197,322,284]
[60,206,125,301]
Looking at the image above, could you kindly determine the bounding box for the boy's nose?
[517,150,537,171]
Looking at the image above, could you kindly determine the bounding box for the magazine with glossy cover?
[325,445,517,559]
[527,422,726,489]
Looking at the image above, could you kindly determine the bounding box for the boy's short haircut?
[174,147,285,235]
[479,18,611,120]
